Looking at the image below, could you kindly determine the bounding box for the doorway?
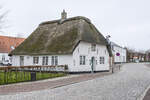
[91,57,95,72]
[20,56,24,66]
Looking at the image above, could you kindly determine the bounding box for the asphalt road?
[0,63,150,100]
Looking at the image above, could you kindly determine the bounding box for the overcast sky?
[0,0,150,51]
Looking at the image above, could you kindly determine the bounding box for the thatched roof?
[10,16,112,56]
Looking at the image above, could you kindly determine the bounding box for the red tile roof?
[0,35,25,53]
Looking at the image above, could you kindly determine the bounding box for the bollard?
[30,72,36,81]
[112,66,114,73]
[119,65,121,70]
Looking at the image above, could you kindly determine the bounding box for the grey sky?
[1,0,150,50]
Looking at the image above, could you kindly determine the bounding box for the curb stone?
[137,84,150,100]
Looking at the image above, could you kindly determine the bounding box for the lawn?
[0,70,66,85]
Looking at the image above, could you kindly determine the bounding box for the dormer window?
[91,44,96,51]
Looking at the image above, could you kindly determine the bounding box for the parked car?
[2,60,12,66]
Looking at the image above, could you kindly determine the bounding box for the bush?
[0,71,66,85]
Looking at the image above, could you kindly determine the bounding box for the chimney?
[61,9,67,21]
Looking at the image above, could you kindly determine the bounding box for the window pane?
[42,57,45,65]
[100,57,101,64]
[80,56,82,65]
[33,57,39,64]
[103,57,105,64]
[83,56,85,65]
[80,56,86,65]
[37,57,39,64]
[91,44,96,51]
[55,56,58,65]
[33,57,35,64]
[100,57,104,64]
[46,56,48,65]
[51,56,54,65]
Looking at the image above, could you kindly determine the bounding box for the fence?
[0,65,68,85]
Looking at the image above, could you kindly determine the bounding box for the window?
[42,57,45,65]
[27,56,30,59]
[33,57,39,64]
[20,56,24,66]
[46,56,48,65]
[52,56,54,65]
[2,55,5,61]
[55,56,58,65]
[80,56,86,65]
[9,57,12,63]
[42,56,48,65]
[91,44,96,51]
[51,56,58,65]
[100,57,105,64]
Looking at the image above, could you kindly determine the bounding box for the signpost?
[116,52,121,70]
[112,52,121,73]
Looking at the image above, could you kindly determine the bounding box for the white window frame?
[80,55,86,65]
[2,55,5,61]
[51,56,58,66]
[91,44,96,51]
[33,57,39,64]
[42,56,48,65]
[100,57,105,64]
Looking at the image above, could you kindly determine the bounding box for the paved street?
[0,63,150,100]
[0,71,112,95]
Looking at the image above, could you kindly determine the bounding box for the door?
[91,57,95,72]
[20,56,24,66]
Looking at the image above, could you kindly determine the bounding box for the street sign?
[116,53,120,56]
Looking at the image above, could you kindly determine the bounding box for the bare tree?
[0,6,8,32]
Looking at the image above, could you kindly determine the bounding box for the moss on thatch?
[47,28,78,53]
[12,28,50,54]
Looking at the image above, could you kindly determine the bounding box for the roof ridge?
[39,16,91,26]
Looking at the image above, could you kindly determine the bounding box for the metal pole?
[112,65,114,73]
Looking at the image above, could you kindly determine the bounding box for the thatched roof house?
[10,10,112,73]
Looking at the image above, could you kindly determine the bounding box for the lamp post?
[106,35,113,73]
[106,35,111,44]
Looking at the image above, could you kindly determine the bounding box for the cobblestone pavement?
[0,71,113,95]
[142,64,150,100]
[0,63,150,100]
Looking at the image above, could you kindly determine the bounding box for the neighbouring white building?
[110,42,127,64]
[0,36,25,65]
[10,10,112,73]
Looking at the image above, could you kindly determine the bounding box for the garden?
[0,65,68,85]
